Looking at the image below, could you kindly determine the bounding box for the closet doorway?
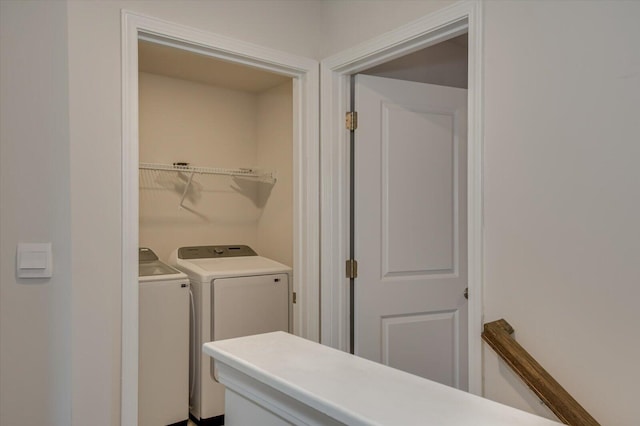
[138,40,295,270]
[121,11,319,426]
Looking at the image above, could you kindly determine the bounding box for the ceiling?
[138,40,291,93]
[362,34,468,88]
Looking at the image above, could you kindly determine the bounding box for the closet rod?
[139,162,275,182]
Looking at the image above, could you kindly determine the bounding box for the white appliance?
[169,245,292,425]
[138,248,190,426]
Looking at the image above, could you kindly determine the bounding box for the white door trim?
[319,0,484,395]
[121,10,319,425]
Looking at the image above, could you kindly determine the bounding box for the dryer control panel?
[177,245,257,259]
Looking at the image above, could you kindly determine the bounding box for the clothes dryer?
[138,248,190,426]
[169,245,292,425]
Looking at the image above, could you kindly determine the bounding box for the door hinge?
[346,259,358,279]
[346,111,358,131]
[292,292,297,304]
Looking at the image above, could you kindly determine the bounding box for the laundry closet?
[136,39,294,426]
[138,40,294,267]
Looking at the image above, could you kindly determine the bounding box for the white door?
[354,75,468,390]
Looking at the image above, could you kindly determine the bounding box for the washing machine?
[138,247,190,426]
[169,245,292,425]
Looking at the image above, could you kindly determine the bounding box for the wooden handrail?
[482,319,600,426]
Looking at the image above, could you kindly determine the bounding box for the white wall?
[255,82,294,268]
[139,73,262,261]
[0,1,72,425]
[319,0,457,58]
[482,1,640,424]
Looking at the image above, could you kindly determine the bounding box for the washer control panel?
[139,247,159,262]
[177,245,257,259]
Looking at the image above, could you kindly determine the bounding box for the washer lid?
[139,247,186,278]
[139,260,184,277]
[173,255,291,281]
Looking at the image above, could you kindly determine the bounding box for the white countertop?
[203,331,559,426]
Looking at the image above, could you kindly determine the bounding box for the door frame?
[320,1,484,394]
[121,11,319,425]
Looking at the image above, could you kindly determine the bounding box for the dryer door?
[212,273,289,342]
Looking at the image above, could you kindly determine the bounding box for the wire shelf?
[139,162,275,182]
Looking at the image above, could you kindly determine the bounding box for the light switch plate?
[17,243,52,278]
